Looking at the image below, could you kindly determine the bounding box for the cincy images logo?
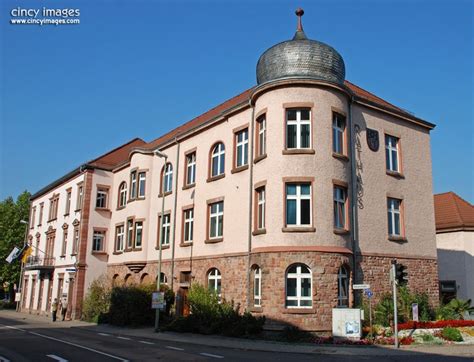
[10,7,81,26]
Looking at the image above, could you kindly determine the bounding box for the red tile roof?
[143,81,431,152]
[434,192,474,232]
[88,138,146,170]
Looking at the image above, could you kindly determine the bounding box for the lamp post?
[16,220,29,311]
[154,149,168,332]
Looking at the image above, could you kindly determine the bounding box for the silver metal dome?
[256,9,345,85]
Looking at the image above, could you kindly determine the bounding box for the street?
[0,312,473,361]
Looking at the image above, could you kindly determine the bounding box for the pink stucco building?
[22,9,439,331]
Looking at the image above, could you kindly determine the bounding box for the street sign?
[66,268,76,272]
[353,284,370,290]
[365,290,373,299]
[412,303,419,322]
[152,291,165,310]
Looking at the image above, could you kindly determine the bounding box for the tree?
[0,191,31,301]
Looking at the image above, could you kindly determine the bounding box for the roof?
[434,192,474,232]
[31,138,145,200]
[143,80,434,152]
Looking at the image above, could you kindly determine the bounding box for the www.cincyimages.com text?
[10,7,81,26]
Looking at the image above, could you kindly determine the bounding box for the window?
[333,185,348,230]
[158,214,171,246]
[332,113,346,155]
[76,184,83,210]
[72,226,79,255]
[115,224,124,252]
[286,184,311,226]
[254,267,262,307]
[387,198,403,237]
[138,172,146,198]
[126,219,134,249]
[61,227,68,256]
[183,208,194,243]
[30,207,36,228]
[256,116,266,157]
[185,153,196,186]
[65,189,71,215]
[161,164,173,194]
[385,135,400,172]
[235,129,249,168]
[256,187,265,230]
[92,230,105,252]
[38,203,44,226]
[337,266,350,307]
[207,268,221,298]
[286,264,312,308]
[211,143,225,177]
[286,109,311,149]
[209,201,224,239]
[48,195,59,221]
[134,221,143,248]
[96,188,108,209]
[160,273,168,285]
[118,182,127,208]
[130,171,137,199]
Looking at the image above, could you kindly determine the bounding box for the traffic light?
[395,263,408,285]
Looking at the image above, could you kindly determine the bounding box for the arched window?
[253,266,262,307]
[161,163,173,194]
[159,272,168,285]
[286,264,312,308]
[207,268,221,298]
[337,265,350,307]
[124,273,132,285]
[118,182,127,208]
[210,143,225,177]
[140,273,150,284]
[112,274,119,286]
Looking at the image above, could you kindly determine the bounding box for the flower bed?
[398,320,474,330]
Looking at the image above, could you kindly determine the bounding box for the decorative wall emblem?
[366,128,379,152]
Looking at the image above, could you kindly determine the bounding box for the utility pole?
[391,260,399,348]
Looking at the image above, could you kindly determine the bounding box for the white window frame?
[186,153,196,185]
[332,113,345,154]
[388,198,402,236]
[134,221,143,248]
[96,189,108,208]
[160,214,171,246]
[138,172,146,198]
[211,143,225,177]
[209,201,224,239]
[258,117,266,156]
[337,266,349,307]
[92,230,105,252]
[65,191,71,214]
[236,129,249,167]
[118,182,127,208]
[163,164,173,193]
[184,208,194,242]
[254,267,262,307]
[116,225,124,252]
[286,109,311,149]
[286,183,312,226]
[208,268,221,298]
[333,186,347,229]
[385,135,400,172]
[126,219,134,249]
[130,171,137,199]
[286,264,312,308]
[257,188,265,230]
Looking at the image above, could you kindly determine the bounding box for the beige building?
[435,192,474,304]
[22,9,439,331]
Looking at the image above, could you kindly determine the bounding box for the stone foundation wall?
[107,251,439,331]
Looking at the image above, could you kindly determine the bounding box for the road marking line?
[47,355,68,362]
[200,353,224,359]
[0,356,11,362]
[27,331,129,361]
[117,336,131,340]
[98,333,111,336]
[139,340,154,345]
[1,325,26,332]
[166,346,184,351]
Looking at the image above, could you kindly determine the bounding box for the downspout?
[348,94,360,304]
[170,137,180,291]
[246,100,256,311]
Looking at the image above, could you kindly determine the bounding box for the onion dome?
[256,8,345,85]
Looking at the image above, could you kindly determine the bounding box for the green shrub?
[0,300,16,310]
[82,276,112,323]
[441,327,463,342]
[436,299,474,321]
[421,333,435,342]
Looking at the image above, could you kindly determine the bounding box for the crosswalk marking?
[200,353,224,359]
[46,355,68,362]
[166,346,184,351]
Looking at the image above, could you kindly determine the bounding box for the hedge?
[398,320,474,330]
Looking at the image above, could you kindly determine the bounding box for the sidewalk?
[2,309,474,357]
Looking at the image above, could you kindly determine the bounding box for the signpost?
[353,284,370,290]
[412,303,419,322]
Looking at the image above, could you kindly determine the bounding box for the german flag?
[20,246,33,263]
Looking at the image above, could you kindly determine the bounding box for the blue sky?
[1,0,472,202]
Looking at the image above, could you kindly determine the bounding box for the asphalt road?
[0,314,473,361]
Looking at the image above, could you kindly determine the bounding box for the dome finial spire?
[293,8,307,40]
[295,8,304,31]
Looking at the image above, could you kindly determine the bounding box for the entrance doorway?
[176,288,189,317]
